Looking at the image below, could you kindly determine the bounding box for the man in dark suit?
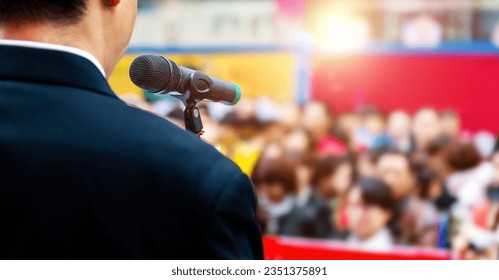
[0,0,263,259]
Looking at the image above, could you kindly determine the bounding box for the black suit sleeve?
[203,173,264,260]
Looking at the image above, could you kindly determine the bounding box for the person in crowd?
[354,107,386,150]
[384,110,413,152]
[312,156,354,233]
[251,142,285,186]
[440,110,461,140]
[412,108,442,151]
[472,150,499,230]
[376,150,439,247]
[425,138,459,213]
[278,102,302,131]
[301,101,333,143]
[452,223,499,260]
[444,142,493,208]
[474,131,497,159]
[282,128,315,157]
[302,101,347,156]
[256,158,298,235]
[356,149,381,178]
[346,178,397,251]
[334,112,360,150]
[279,155,334,239]
[427,137,454,179]
[222,99,277,175]
[452,150,499,260]
[255,98,288,144]
[197,104,225,148]
[415,168,442,205]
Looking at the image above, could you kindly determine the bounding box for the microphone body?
[129,55,241,106]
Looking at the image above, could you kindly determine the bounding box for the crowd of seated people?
[125,94,499,259]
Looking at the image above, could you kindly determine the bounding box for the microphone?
[129,55,241,106]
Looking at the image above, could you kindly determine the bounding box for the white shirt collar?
[0,39,106,77]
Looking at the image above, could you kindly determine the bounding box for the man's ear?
[106,0,121,7]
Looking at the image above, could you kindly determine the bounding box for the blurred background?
[111,0,499,260]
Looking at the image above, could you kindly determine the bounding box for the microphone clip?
[175,71,214,137]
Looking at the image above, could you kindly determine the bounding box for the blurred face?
[261,143,284,161]
[388,111,411,140]
[279,102,302,129]
[413,110,442,150]
[357,154,376,178]
[377,154,414,200]
[319,163,353,198]
[283,130,311,155]
[338,113,360,139]
[296,164,312,192]
[364,115,385,135]
[441,114,461,139]
[302,102,331,140]
[347,187,392,241]
[428,151,451,179]
[262,183,286,203]
[427,179,443,200]
[332,163,353,196]
[234,99,257,121]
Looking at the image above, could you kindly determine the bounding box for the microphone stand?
[174,71,214,137]
[184,99,204,136]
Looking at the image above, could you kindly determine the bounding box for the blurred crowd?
[124,94,499,259]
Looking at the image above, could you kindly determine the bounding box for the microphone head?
[129,55,182,94]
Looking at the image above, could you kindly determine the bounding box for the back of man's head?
[0,0,87,26]
[0,0,138,78]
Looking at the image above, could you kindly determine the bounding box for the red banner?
[264,236,453,260]
[312,54,499,133]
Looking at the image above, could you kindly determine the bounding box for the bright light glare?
[319,16,371,54]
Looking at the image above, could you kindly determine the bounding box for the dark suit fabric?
[0,45,263,260]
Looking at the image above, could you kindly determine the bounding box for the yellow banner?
[108,52,295,103]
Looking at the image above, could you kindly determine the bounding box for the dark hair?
[415,168,439,199]
[260,158,297,195]
[426,136,453,156]
[291,153,317,170]
[444,142,482,171]
[0,0,88,26]
[311,156,351,187]
[356,177,396,211]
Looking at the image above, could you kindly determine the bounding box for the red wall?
[312,54,499,133]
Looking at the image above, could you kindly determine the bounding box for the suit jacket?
[0,45,263,260]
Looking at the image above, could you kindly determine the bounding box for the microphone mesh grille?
[129,55,182,94]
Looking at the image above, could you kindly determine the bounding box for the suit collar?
[0,45,118,99]
[0,40,106,77]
